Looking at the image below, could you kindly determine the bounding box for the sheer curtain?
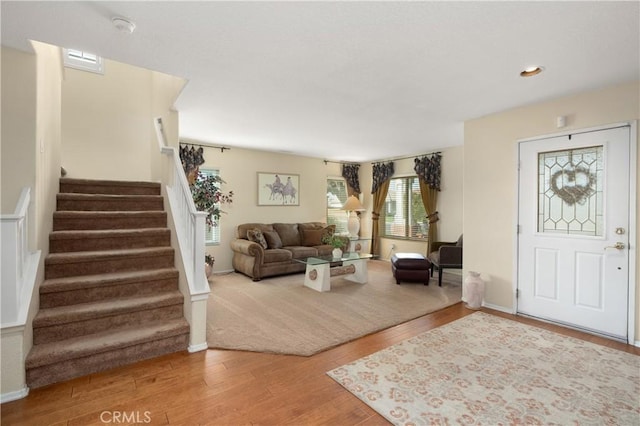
[414,153,441,249]
[370,162,394,255]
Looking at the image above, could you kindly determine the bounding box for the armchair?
[427,234,463,286]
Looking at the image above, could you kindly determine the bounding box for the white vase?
[464,271,485,310]
[332,248,343,259]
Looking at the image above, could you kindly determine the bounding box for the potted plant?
[323,234,347,258]
[191,171,234,227]
[191,171,233,276]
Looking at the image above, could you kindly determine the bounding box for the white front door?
[517,126,631,340]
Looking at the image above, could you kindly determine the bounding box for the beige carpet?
[206,260,461,356]
[327,312,640,425]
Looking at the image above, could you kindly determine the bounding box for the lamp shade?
[343,195,365,211]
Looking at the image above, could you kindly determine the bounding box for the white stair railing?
[154,117,209,352]
[154,117,209,296]
[1,188,41,327]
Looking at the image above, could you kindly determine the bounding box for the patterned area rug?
[327,312,640,425]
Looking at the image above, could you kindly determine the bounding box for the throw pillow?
[321,224,336,243]
[301,228,323,246]
[263,230,283,249]
[247,228,268,249]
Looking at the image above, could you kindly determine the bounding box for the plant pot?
[332,248,343,259]
[205,263,213,278]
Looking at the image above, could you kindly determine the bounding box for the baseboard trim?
[482,302,514,314]
[213,269,235,275]
[188,342,208,353]
[1,387,29,403]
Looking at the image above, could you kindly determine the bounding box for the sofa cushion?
[273,223,301,246]
[286,246,319,259]
[247,228,268,249]
[301,228,323,246]
[263,248,293,263]
[263,230,283,249]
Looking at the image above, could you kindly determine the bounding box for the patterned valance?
[179,144,205,176]
[414,153,441,191]
[342,163,361,194]
[371,162,394,194]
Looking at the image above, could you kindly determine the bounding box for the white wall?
[464,81,639,332]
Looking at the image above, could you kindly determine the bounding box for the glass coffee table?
[293,252,375,292]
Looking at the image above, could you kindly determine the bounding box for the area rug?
[206,260,461,356]
[327,312,640,425]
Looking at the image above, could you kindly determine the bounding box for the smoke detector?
[112,17,136,34]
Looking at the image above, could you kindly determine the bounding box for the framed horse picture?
[257,172,300,206]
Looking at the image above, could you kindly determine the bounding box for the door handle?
[604,242,625,250]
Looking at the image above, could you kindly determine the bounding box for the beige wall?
[374,146,464,260]
[1,47,37,215]
[150,71,186,180]
[203,144,464,270]
[464,81,639,334]
[201,147,341,271]
[62,60,154,181]
[1,41,63,398]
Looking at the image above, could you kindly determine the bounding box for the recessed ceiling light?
[520,66,544,77]
[112,17,136,34]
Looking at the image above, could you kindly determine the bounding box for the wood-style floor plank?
[2,302,638,425]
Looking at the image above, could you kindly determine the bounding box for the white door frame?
[513,121,637,345]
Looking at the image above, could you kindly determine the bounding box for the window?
[326,178,349,234]
[383,176,428,239]
[200,168,222,245]
[63,48,104,74]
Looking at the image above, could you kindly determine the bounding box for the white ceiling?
[2,1,638,162]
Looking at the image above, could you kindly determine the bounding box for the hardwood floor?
[2,303,638,425]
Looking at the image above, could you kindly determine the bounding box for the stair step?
[49,228,171,253]
[45,247,175,279]
[57,193,164,212]
[53,211,167,231]
[40,268,179,308]
[33,291,184,344]
[26,319,189,389]
[60,178,161,196]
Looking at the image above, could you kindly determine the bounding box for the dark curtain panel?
[179,144,206,185]
[414,153,441,249]
[370,162,394,255]
[342,163,361,196]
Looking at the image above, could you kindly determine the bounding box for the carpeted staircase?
[25,178,190,389]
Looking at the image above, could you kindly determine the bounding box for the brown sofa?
[231,222,347,281]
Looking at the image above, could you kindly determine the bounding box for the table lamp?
[343,195,365,238]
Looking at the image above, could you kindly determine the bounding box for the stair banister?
[154,118,209,295]
[1,187,41,327]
